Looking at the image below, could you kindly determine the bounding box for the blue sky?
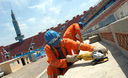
[0,0,100,46]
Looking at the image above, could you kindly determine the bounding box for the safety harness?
[50,46,72,75]
[50,46,68,59]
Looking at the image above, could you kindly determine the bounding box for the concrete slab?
[60,41,128,78]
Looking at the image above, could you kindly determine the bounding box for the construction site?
[0,0,128,78]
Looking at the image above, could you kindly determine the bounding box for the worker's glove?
[66,55,79,63]
[93,46,108,56]
[92,51,104,60]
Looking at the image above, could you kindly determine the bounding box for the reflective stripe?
[79,43,81,50]
[51,59,57,66]
[48,74,59,77]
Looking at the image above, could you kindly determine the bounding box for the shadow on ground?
[70,62,91,68]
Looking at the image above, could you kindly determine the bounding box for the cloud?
[49,6,61,14]
[88,0,101,7]
[80,0,100,10]
[0,36,16,46]
[27,17,36,23]
[65,8,78,20]
[1,22,28,33]
[29,0,53,12]
[41,16,57,27]
[0,23,16,46]
[2,23,14,31]
[80,2,88,10]
[4,0,30,8]
[0,7,7,14]
[29,3,46,12]
[29,0,61,14]
[20,23,29,30]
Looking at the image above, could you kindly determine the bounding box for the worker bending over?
[63,22,84,43]
[44,30,107,78]
[63,22,84,54]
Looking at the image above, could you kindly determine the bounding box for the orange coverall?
[44,38,93,78]
[63,23,83,54]
[63,23,83,42]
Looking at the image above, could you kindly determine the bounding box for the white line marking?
[36,68,47,78]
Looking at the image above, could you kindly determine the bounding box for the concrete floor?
[2,57,48,78]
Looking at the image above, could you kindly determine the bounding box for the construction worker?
[63,22,84,54]
[63,22,84,43]
[44,30,107,78]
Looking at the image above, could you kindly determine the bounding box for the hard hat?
[44,30,61,47]
[78,22,84,29]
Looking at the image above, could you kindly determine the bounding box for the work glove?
[93,46,108,56]
[66,55,79,63]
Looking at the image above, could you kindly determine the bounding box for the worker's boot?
[91,57,108,65]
